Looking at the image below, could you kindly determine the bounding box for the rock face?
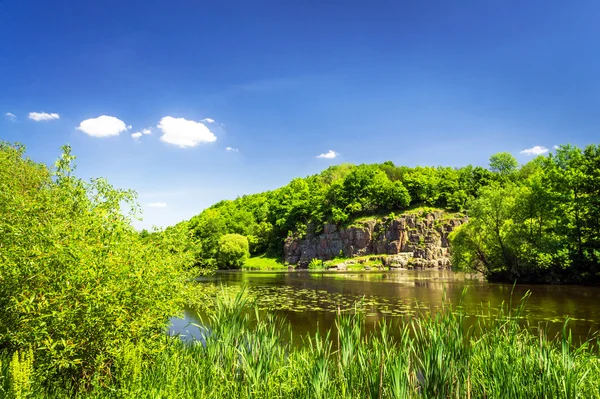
[284,211,467,269]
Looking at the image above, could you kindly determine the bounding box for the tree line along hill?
[177,144,600,284]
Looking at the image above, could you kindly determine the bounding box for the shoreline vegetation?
[242,254,410,271]
[3,291,600,398]
[1,141,600,397]
[183,145,600,285]
[242,254,287,270]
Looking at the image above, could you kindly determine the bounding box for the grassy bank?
[2,292,599,398]
[322,255,388,270]
[242,254,287,270]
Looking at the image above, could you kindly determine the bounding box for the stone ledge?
[285,211,467,269]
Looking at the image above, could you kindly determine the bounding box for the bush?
[331,207,349,224]
[217,234,250,269]
[0,143,195,385]
[308,258,325,269]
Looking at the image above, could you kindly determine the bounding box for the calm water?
[170,270,600,343]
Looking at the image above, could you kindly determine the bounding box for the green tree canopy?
[0,143,196,383]
[217,234,250,269]
[451,144,600,283]
[183,158,506,265]
[489,152,519,175]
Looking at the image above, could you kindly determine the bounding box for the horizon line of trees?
[181,144,600,284]
[451,144,600,284]
[182,154,516,268]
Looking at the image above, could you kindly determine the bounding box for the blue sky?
[1,0,599,229]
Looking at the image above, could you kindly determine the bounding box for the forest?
[182,144,600,284]
[183,157,495,266]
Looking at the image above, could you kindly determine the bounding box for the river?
[170,270,600,343]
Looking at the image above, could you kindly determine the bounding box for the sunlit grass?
[242,254,287,270]
[348,206,464,225]
[3,291,599,398]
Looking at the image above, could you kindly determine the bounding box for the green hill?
[183,160,497,268]
[181,145,600,284]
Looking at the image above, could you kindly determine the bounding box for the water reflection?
[168,306,208,343]
[171,270,600,343]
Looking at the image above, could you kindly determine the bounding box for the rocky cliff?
[284,211,467,269]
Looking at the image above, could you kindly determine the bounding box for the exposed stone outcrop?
[284,211,467,269]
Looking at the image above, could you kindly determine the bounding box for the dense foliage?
[451,144,600,283]
[3,292,599,398]
[1,141,599,397]
[186,161,497,266]
[217,234,250,269]
[0,143,197,386]
[185,143,599,283]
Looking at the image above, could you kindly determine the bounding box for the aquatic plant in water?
[2,289,600,398]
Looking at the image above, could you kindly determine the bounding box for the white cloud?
[77,115,128,137]
[131,132,143,139]
[148,202,167,208]
[5,112,16,121]
[520,145,549,156]
[28,112,60,121]
[142,128,152,135]
[157,116,217,148]
[127,125,132,130]
[553,145,559,150]
[225,147,239,152]
[317,150,338,159]
[201,118,215,123]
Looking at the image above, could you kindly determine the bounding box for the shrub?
[0,143,195,385]
[217,234,250,269]
[331,207,349,224]
[308,258,325,269]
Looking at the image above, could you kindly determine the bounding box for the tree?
[450,183,529,279]
[180,154,507,262]
[341,165,379,211]
[447,189,468,211]
[247,221,274,254]
[489,152,518,175]
[0,143,195,384]
[368,171,394,209]
[451,145,600,283]
[403,167,441,206]
[217,234,250,269]
[188,208,226,267]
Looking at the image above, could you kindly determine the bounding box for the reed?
[1,291,599,398]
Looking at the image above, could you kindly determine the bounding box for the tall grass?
[1,291,599,398]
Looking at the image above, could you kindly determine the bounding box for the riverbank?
[3,291,599,398]
[241,253,458,272]
[191,270,600,340]
[242,254,287,270]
